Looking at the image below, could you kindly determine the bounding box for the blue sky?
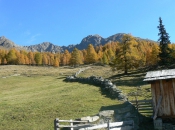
[0,0,175,46]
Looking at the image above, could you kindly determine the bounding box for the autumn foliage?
[0,35,174,71]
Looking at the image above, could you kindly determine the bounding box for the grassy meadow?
[0,65,151,130]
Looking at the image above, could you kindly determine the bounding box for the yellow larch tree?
[85,44,98,64]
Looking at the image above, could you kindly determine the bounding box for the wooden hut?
[144,69,175,119]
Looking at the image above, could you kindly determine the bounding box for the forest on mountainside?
[0,36,174,69]
[0,18,174,73]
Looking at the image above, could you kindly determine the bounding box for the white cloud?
[26,33,41,44]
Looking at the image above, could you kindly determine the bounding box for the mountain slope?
[0,33,156,52]
[23,42,64,53]
[0,36,17,49]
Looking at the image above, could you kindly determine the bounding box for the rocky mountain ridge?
[0,33,155,52]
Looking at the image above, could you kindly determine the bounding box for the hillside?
[0,33,156,52]
[0,65,152,129]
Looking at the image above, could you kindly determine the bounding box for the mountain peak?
[0,33,156,52]
[0,36,6,40]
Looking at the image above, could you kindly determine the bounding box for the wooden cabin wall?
[151,79,175,117]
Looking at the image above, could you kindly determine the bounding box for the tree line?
[0,37,171,67]
[0,17,174,74]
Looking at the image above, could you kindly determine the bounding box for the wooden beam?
[153,96,162,120]
[172,79,175,97]
[151,84,156,114]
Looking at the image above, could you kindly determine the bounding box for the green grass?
[0,72,121,130]
[0,65,152,129]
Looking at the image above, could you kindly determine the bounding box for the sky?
[0,0,175,46]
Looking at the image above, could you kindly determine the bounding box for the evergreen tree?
[157,17,171,66]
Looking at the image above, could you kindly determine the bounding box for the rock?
[81,116,99,122]
[116,105,133,114]
[99,110,114,117]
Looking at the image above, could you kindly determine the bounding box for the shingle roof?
[143,69,175,81]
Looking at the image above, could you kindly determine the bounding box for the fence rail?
[130,99,153,115]
[54,118,134,130]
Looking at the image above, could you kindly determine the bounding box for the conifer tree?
[7,49,17,64]
[86,44,98,64]
[70,48,82,67]
[157,17,171,66]
[42,53,48,65]
[111,34,140,74]
[34,52,42,65]
[53,57,59,67]
[28,52,35,65]
[62,50,71,65]
[102,53,109,64]
[3,58,7,65]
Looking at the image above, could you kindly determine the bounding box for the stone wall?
[65,75,127,101]
[64,69,150,129]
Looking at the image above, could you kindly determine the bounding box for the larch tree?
[3,58,7,65]
[70,48,82,67]
[111,34,141,74]
[82,49,87,63]
[42,53,48,65]
[53,57,59,67]
[28,52,35,65]
[7,49,17,64]
[102,53,109,65]
[34,52,42,65]
[157,17,171,66]
[86,44,98,64]
[62,50,71,65]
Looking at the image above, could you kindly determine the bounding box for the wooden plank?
[172,79,175,99]
[79,121,134,130]
[130,99,152,103]
[151,83,157,114]
[137,104,153,107]
[155,81,162,116]
[163,80,170,115]
[159,80,165,116]
[153,95,162,120]
[172,79,175,115]
[59,124,92,128]
[167,80,174,115]
[139,111,153,113]
[79,123,107,130]
[110,126,133,130]
[138,108,153,111]
[59,120,88,123]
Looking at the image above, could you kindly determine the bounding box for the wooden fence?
[130,99,153,116]
[54,118,134,130]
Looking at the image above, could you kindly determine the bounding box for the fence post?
[107,119,110,130]
[106,117,111,130]
[70,119,73,130]
[135,96,138,111]
[54,118,59,130]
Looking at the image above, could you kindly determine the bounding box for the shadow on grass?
[99,103,125,111]
[109,69,148,87]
